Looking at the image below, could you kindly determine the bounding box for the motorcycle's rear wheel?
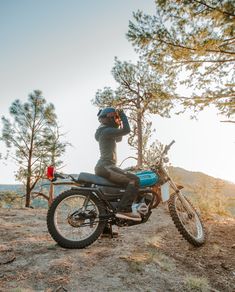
[168,193,206,246]
[47,189,106,249]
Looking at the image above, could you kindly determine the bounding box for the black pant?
[95,165,140,212]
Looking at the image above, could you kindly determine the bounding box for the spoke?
[175,196,202,240]
[54,194,99,242]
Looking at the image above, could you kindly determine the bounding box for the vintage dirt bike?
[47,140,206,249]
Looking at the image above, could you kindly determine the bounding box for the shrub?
[190,192,233,218]
[184,275,210,292]
[0,191,24,208]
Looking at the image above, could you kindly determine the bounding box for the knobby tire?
[47,189,106,249]
[168,193,206,247]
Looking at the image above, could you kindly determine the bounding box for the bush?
[190,192,233,218]
[0,191,24,208]
[184,275,210,292]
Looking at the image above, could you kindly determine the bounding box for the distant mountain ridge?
[0,184,23,193]
[169,166,235,197]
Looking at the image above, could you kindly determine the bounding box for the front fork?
[161,168,194,215]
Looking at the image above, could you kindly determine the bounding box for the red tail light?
[47,165,55,180]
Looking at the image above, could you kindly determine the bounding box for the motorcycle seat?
[77,172,120,187]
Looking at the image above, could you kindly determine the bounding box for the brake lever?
[69,175,77,182]
[163,140,175,155]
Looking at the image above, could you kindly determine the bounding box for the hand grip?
[163,140,175,154]
[168,140,175,148]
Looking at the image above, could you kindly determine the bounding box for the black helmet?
[97,107,121,127]
[97,107,116,118]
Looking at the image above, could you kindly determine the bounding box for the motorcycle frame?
[50,172,193,228]
[51,180,157,226]
[51,171,191,215]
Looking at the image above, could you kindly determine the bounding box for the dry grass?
[119,252,151,273]
[120,248,175,273]
[147,246,176,272]
[145,234,163,248]
[145,235,176,272]
[184,275,210,292]
[191,192,233,218]
[49,257,73,275]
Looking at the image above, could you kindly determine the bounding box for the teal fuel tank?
[136,170,159,187]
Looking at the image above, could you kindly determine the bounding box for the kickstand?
[100,223,118,239]
[108,223,114,238]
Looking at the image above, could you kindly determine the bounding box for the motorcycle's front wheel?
[168,193,206,246]
[47,189,106,249]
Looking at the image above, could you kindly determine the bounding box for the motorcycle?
[47,140,206,249]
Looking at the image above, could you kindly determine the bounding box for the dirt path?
[0,206,234,292]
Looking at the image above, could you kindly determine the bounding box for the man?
[95,107,141,221]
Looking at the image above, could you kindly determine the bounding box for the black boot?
[116,183,141,221]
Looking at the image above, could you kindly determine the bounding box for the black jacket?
[95,112,130,167]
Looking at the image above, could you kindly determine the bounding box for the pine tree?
[127,0,235,121]
[93,58,176,167]
[1,90,69,207]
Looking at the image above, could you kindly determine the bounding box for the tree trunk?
[137,98,143,168]
[25,176,31,207]
[25,151,33,207]
[48,182,54,207]
[25,105,35,207]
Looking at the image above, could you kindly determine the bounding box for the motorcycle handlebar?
[163,140,175,155]
[168,140,175,148]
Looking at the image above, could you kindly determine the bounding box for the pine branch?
[192,0,235,17]
[13,125,30,152]
[8,154,28,167]
[8,137,29,159]
[30,176,40,192]
[31,191,49,201]
[220,120,235,123]
[173,58,235,63]
[157,38,235,56]
[34,115,46,133]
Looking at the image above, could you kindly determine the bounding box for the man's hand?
[116,109,124,115]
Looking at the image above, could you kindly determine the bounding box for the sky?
[0,0,234,184]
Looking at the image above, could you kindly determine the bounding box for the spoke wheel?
[168,193,206,246]
[47,189,106,249]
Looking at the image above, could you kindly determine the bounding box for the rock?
[0,245,16,265]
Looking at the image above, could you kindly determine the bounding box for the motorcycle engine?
[132,193,153,215]
[132,202,149,215]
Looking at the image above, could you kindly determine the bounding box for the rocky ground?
[0,205,234,292]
